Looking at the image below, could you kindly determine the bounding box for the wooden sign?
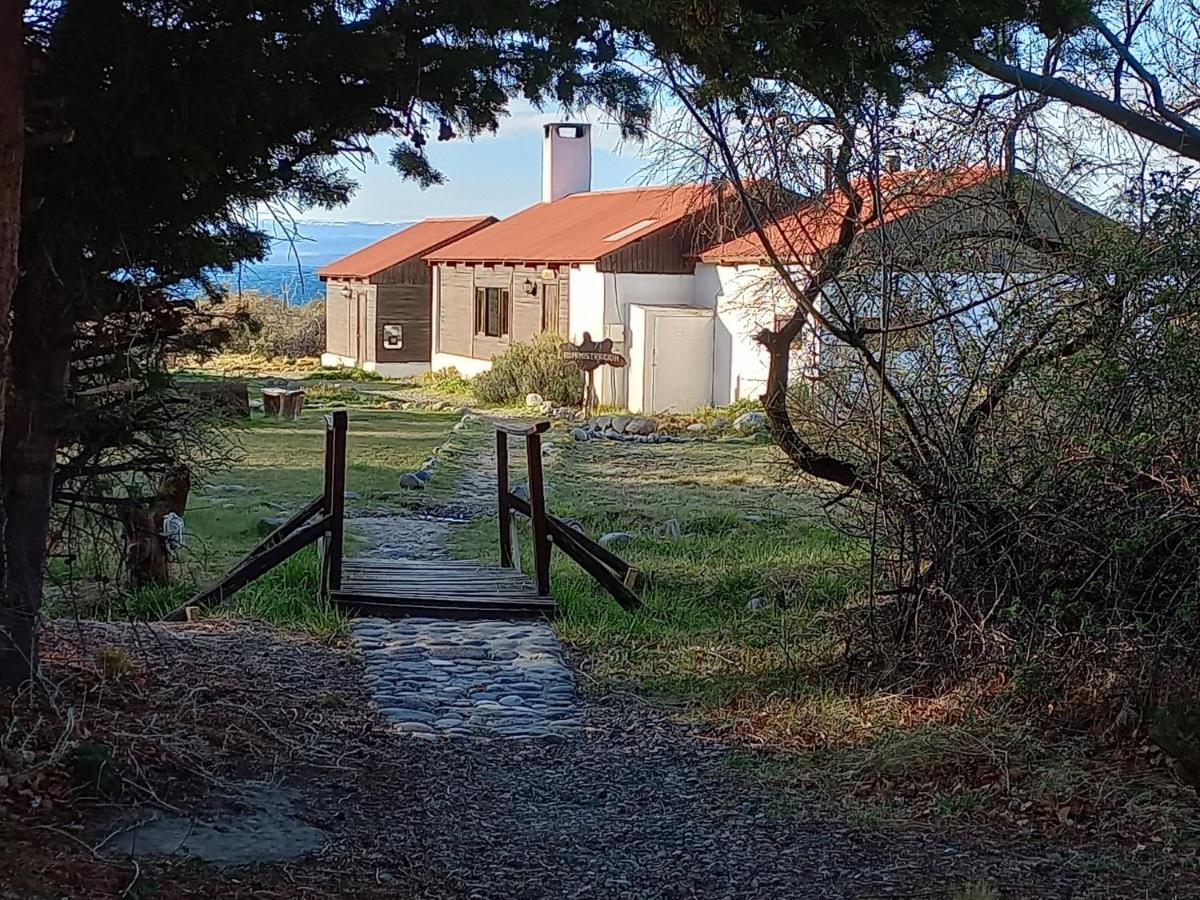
[560,332,626,372]
[561,332,625,415]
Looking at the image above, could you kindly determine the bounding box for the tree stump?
[122,465,193,589]
[262,388,305,420]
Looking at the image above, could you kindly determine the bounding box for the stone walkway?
[353,617,581,740]
[346,424,582,741]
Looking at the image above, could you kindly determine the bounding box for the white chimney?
[542,123,592,203]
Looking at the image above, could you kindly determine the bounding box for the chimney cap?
[544,122,591,138]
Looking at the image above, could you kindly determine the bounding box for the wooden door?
[541,283,561,335]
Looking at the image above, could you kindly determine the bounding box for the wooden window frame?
[474,286,510,338]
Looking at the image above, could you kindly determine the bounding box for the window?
[382,324,403,350]
[474,287,510,337]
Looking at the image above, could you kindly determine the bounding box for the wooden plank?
[526,431,551,597]
[496,430,513,568]
[336,588,545,602]
[342,582,536,592]
[331,596,554,621]
[326,411,348,590]
[506,494,640,611]
[163,515,333,621]
[493,420,550,437]
[227,495,325,578]
[506,496,635,580]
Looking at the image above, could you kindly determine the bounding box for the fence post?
[326,410,348,591]
[525,431,551,596]
[496,430,514,568]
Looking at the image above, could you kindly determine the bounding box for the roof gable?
[425,185,721,264]
[317,216,497,279]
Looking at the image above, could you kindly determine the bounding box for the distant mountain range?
[209,219,414,303]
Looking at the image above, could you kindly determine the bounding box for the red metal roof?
[424,185,718,264]
[697,167,997,264]
[317,216,497,278]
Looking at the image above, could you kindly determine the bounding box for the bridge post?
[496,430,514,568]
[325,410,348,592]
[525,431,551,597]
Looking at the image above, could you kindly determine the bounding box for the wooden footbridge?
[165,411,639,623]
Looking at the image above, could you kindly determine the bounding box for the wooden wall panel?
[557,270,571,337]
[373,258,430,285]
[324,280,353,358]
[510,265,542,343]
[376,284,431,363]
[438,265,474,357]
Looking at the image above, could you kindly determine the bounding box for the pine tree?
[0,0,648,687]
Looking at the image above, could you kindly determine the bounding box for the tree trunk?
[0,0,27,689]
[0,283,71,688]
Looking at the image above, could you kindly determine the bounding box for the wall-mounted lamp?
[522,277,537,296]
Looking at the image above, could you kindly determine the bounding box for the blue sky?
[298,106,655,225]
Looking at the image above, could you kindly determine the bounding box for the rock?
[733,411,768,434]
[511,484,529,502]
[611,415,632,434]
[561,517,586,534]
[461,412,483,424]
[711,417,730,430]
[590,414,613,431]
[746,596,768,611]
[598,532,633,548]
[398,472,426,490]
[687,422,707,432]
[343,490,360,501]
[538,400,554,415]
[525,392,544,408]
[570,427,590,442]
[257,514,289,535]
[661,518,681,539]
[627,416,657,435]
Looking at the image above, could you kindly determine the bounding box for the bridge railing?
[494,420,640,611]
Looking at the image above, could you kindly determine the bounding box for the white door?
[648,311,714,412]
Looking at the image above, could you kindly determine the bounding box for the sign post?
[560,332,626,417]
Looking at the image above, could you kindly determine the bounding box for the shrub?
[418,366,475,398]
[473,332,583,406]
[222,291,325,359]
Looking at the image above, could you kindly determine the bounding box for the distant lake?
[207,219,415,304]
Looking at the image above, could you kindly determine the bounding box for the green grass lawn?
[442,422,1198,870]
[445,422,868,705]
[48,402,457,635]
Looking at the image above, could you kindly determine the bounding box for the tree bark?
[0,283,70,688]
[0,0,27,689]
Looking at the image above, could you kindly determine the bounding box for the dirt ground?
[1,619,1195,900]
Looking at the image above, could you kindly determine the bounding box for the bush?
[418,366,474,398]
[222,291,325,359]
[473,333,583,406]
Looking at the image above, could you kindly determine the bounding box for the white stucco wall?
[698,262,823,403]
